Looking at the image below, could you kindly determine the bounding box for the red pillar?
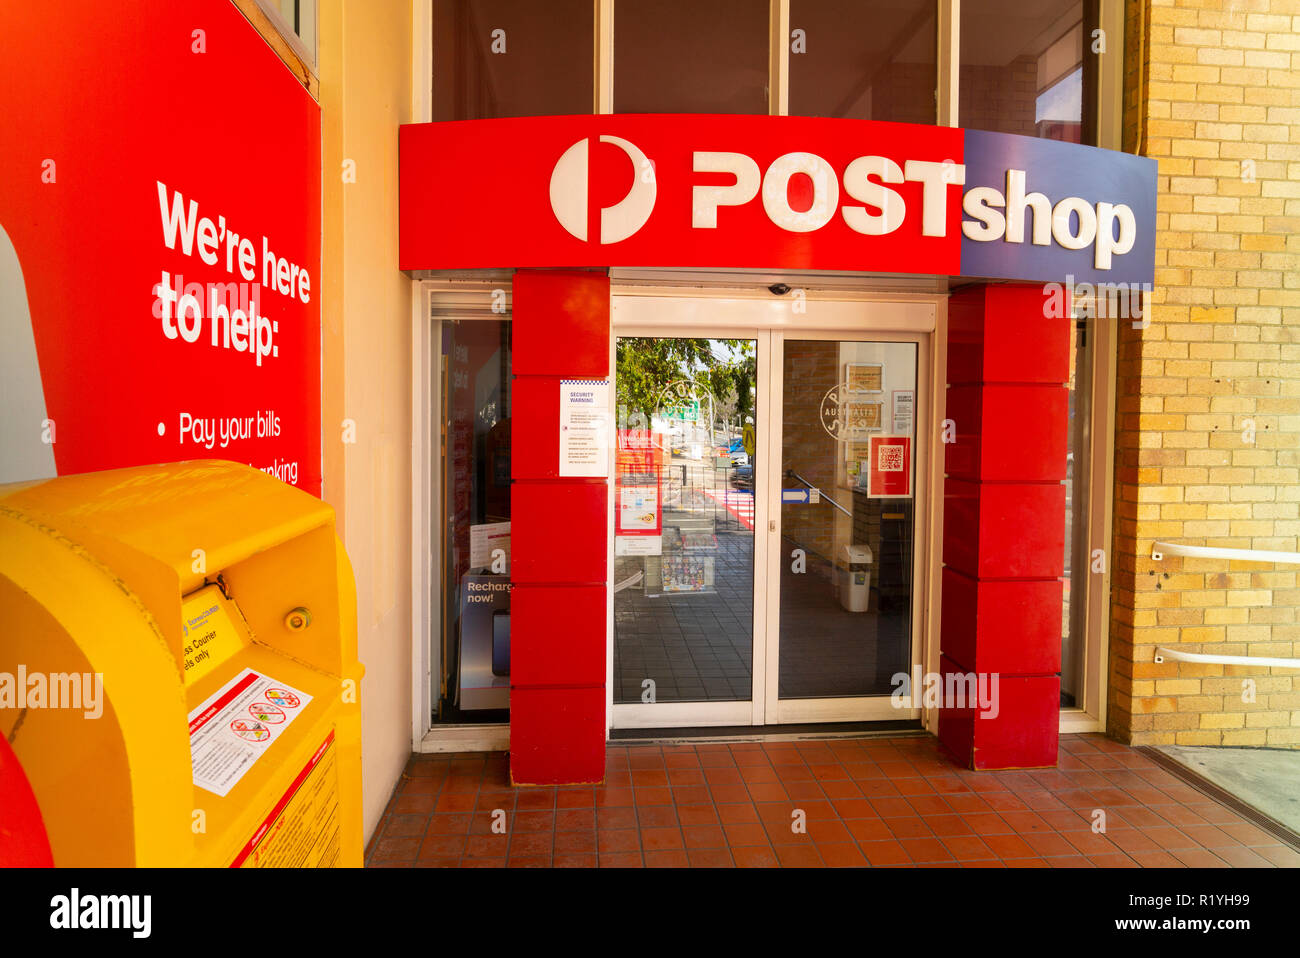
[509,269,609,785]
[938,283,1069,770]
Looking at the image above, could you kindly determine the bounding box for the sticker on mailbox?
[188,668,313,797]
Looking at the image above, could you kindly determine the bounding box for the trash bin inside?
[836,543,873,613]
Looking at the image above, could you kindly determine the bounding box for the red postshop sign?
[401,114,1156,285]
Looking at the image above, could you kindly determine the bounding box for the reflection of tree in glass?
[616,338,756,426]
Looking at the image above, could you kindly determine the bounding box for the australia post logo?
[550,135,658,244]
[402,116,1157,285]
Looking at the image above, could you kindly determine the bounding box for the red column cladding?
[939,283,1069,770]
[509,269,610,786]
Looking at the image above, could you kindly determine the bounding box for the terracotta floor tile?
[1211,844,1276,868]
[1023,831,1078,857]
[905,794,951,816]
[672,785,712,805]
[857,779,903,798]
[960,812,1014,836]
[628,751,665,770]
[832,798,875,819]
[732,845,781,867]
[1186,802,1242,827]
[635,805,678,828]
[515,790,556,810]
[940,835,996,861]
[1107,828,1161,855]
[369,735,1277,871]
[709,783,752,804]
[722,823,770,846]
[783,780,829,801]
[983,833,1036,859]
[598,852,644,867]
[633,786,673,806]
[820,779,865,800]
[717,802,759,824]
[817,842,868,867]
[666,768,705,786]
[664,752,701,770]
[1062,831,1122,857]
[746,783,789,803]
[683,824,727,849]
[553,830,598,854]
[392,792,438,815]
[845,818,894,842]
[884,816,932,840]
[1179,823,1241,849]
[925,815,975,837]
[427,813,472,834]
[806,820,852,843]
[688,847,735,867]
[1170,847,1230,868]
[384,814,430,838]
[464,834,510,858]
[945,792,995,814]
[418,833,467,859]
[511,810,555,833]
[1127,850,1184,867]
[594,787,635,807]
[870,797,915,818]
[900,837,955,863]
[640,826,684,851]
[696,750,738,769]
[775,844,824,867]
[1087,852,1138,867]
[675,803,719,826]
[596,806,638,830]
[552,853,598,867]
[553,785,595,805]
[597,828,641,853]
[1255,845,1300,867]
[643,849,690,867]
[1140,825,1198,850]
[555,808,596,831]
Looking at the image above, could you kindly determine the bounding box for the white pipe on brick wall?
[1151,541,1300,565]
[1153,647,1300,669]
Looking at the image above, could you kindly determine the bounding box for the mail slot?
[0,461,363,867]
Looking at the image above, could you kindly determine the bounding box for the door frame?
[763,328,930,726]
[608,286,946,732]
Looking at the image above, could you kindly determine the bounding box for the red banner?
[1,1,322,493]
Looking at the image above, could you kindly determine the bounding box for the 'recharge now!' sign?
[0,1,322,493]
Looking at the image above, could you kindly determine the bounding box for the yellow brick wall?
[1110,0,1300,748]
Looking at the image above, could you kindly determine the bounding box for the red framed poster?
[614,428,663,554]
[868,435,911,498]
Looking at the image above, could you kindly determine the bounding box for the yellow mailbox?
[0,461,363,866]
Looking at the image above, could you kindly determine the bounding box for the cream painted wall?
[318,0,414,843]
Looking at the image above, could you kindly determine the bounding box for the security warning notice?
[188,668,313,797]
[231,732,340,868]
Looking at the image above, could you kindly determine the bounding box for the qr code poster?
[868,435,911,498]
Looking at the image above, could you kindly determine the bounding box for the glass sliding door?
[765,334,923,724]
[609,298,930,731]
[612,334,761,727]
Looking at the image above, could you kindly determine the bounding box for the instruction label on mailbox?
[189,668,314,797]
